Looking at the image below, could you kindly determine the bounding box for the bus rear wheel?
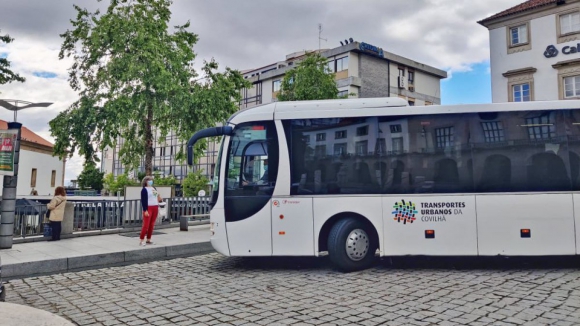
[327,217,377,272]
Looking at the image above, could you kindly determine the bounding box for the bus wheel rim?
[346,228,369,261]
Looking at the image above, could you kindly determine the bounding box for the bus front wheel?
[327,218,377,272]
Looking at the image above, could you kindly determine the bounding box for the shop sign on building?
[359,42,384,58]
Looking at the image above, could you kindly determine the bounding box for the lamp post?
[0,99,52,249]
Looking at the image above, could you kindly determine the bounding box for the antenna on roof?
[318,23,327,51]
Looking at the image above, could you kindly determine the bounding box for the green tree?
[152,171,176,186]
[277,53,339,102]
[77,161,105,192]
[0,30,25,92]
[182,169,209,197]
[103,173,138,195]
[51,0,248,175]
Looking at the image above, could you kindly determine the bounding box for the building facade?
[0,120,66,196]
[239,42,447,110]
[101,130,218,185]
[480,0,580,102]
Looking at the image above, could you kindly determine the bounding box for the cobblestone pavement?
[5,253,580,325]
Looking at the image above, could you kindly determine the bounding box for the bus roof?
[228,98,580,124]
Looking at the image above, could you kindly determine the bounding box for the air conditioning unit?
[398,76,405,89]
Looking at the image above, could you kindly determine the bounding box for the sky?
[0,0,524,185]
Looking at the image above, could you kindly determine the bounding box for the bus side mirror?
[187,126,233,166]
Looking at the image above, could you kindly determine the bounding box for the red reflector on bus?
[279,231,285,235]
[521,229,531,238]
[280,215,284,219]
[425,230,435,239]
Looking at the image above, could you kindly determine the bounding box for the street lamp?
[0,99,53,249]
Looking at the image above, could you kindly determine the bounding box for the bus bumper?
[210,209,231,256]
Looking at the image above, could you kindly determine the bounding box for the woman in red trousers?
[140,176,162,246]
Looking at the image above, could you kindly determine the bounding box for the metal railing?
[11,197,211,238]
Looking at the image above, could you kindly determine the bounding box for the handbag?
[43,223,52,237]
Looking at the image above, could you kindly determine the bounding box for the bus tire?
[327,217,377,272]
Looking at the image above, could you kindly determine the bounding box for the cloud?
[0,0,525,182]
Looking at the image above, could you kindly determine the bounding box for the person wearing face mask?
[140,176,162,246]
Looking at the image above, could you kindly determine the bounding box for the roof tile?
[0,120,54,148]
[479,0,558,25]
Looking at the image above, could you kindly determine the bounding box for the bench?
[180,214,210,231]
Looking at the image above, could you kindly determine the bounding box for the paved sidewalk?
[0,225,212,279]
[0,302,75,325]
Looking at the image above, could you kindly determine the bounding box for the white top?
[146,187,159,206]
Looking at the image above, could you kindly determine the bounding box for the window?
[273,80,281,92]
[356,126,369,136]
[338,90,348,98]
[335,130,347,139]
[334,143,347,156]
[355,141,368,155]
[392,137,403,154]
[375,138,386,154]
[481,122,505,143]
[315,145,327,156]
[510,24,528,46]
[560,12,580,35]
[304,135,311,144]
[526,114,555,140]
[408,71,415,84]
[224,121,278,222]
[31,168,37,187]
[390,124,402,133]
[283,110,577,195]
[283,117,382,195]
[316,133,326,141]
[408,99,415,106]
[398,68,405,77]
[326,61,335,73]
[513,83,531,102]
[51,170,56,187]
[435,127,454,148]
[564,75,580,98]
[336,57,349,71]
[425,101,433,106]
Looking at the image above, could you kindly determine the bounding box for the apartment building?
[239,41,447,109]
[479,0,580,102]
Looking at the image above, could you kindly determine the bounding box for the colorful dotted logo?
[392,200,417,225]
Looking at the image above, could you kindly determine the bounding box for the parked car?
[0,255,5,302]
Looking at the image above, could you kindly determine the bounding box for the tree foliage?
[77,161,105,191]
[152,171,176,186]
[277,53,339,102]
[182,169,209,197]
[0,29,25,92]
[103,173,138,195]
[51,0,249,176]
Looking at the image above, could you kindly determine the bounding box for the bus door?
[224,121,278,256]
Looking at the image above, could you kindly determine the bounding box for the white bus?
[187,97,580,271]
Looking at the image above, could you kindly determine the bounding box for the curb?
[12,220,210,244]
[3,241,214,279]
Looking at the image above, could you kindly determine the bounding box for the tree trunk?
[145,103,153,176]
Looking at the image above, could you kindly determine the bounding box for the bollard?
[180,215,188,231]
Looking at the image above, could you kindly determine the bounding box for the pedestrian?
[140,176,162,246]
[47,186,67,241]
